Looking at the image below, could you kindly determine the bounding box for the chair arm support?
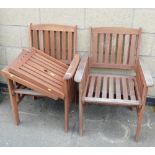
[137,59,154,87]
[74,54,89,83]
[64,54,80,80]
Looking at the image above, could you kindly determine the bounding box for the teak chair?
[74,27,154,141]
[1,24,80,132]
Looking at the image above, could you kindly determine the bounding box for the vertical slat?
[50,31,55,57]
[44,31,50,55]
[28,24,33,48]
[123,35,130,65]
[56,31,61,59]
[95,76,102,98]
[102,76,108,98]
[88,76,96,97]
[109,77,114,99]
[92,32,98,63]
[115,77,121,99]
[68,32,72,63]
[39,30,44,51]
[128,78,136,100]
[111,34,116,64]
[129,35,136,65]
[122,78,128,100]
[135,28,142,64]
[62,31,66,61]
[117,34,123,64]
[99,34,104,63]
[73,27,77,56]
[32,30,38,49]
[105,33,110,64]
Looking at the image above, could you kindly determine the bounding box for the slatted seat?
[83,74,140,106]
[1,24,80,132]
[74,27,154,141]
[8,48,68,100]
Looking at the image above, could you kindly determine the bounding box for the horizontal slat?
[30,56,65,76]
[21,66,63,90]
[9,67,64,99]
[89,63,134,69]
[84,97,140,106]
[89,73,134,79]
[25,60,63,82]
[23,63,63,87]
[2,68,59,100]
[32,48,68,69]
[92,27,140,35]
[30,24,75,32]
[14,89,44,96]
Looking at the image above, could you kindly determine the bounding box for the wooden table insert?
[8,48,68,100]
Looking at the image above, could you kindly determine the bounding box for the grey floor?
[0,94,155,147]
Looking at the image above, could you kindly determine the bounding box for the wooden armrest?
[64,54,80,80]
[139,59,154,87]
[74,54,89,83]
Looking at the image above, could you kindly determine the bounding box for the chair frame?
[74,27,154,141]
[1,24,80,132]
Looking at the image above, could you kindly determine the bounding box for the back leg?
[79,100,84,136]
[7,79,20,125]
[135,105,145,141]
[64,96,70,132]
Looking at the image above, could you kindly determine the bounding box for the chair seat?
[83,74,141,106]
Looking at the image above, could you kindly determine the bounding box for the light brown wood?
[111,34,116,64]
[84,74,139,104]
[62,31,66,60]
[102,76,108,98]
[29,23,77,65]
[90,27,141,69]
[99,34,104,63]
[122,77,128,100]
[74,26,153,141]
[105,33,110,64]
[129,35,136,65]
[39,30,44,51]
[8,49,65,99]
[30,24,75,32]
[95,76,102,98]
[14,89,44,96]
[2,23,79,134]
[64,54,80,80]
[92,27,140,35]
[44,31,50,55]
[115,77,121,99]
[117,34,123,64]
[50,31,55,57]
[56,31,61,59]
[2,68,58,99]
[7,79,20,125]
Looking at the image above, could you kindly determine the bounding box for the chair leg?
[64,97,69,132]
[79,100,84,136]
[74,83,78,105]
[7,79,20,125]
[135,105,145,141]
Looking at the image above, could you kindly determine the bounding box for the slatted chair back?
[89,27,142,69]
[29,23,77,65]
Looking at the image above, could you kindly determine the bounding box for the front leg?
[7,79,20,125]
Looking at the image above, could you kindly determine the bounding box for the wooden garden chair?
[1,24,80,132]
[74,27,154,141]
